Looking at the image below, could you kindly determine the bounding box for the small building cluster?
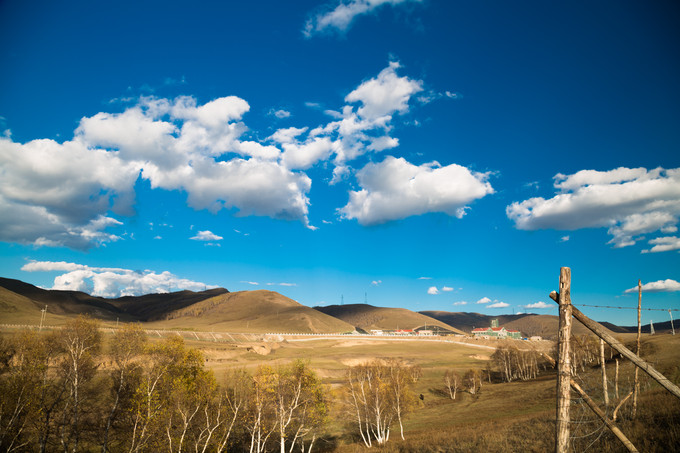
[369,329,434,336]
[471,319,522,339]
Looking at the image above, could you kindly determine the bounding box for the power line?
[575,304,680,312]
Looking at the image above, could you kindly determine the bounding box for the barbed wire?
[575,304,679,312]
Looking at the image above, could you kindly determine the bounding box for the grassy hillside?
[109,287,229,320]
[0,277,126,321]
[147,290,356,334]
[0,277,228,323]
[0,286,73,325]
[316,304,466,335]
[0,278,351,333]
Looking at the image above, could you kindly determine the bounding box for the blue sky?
[1,0,679,327]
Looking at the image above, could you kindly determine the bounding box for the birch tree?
[344,360,419,447]
[443,370,460,400]
[101,324,146,453]
[57,316,101,452]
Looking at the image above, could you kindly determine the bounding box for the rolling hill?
[149,290,355,333]
[315,304,467,335]
[0,277,228,322]
[0,277,354,333]
[421,311,620,339]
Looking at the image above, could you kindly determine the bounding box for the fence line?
[551,267,680,453]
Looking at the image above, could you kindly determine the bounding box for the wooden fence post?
[556,267,572,453]
[632,280,641,417]
[600,339,609,406]
[548,294,680,399]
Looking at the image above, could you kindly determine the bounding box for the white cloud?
[190,230,223,241]
[427,286,439,295]
[0,136,138,249]
[371,280,382,286]
[643,236,680,253]
[303,0,422,37]
[560,236,570,242]
[507,167,680,248]
[340,156,493,225]
[418,276,432,280]
[242,281,260,286]
[270,127,309,145]
[442,286,454,292]
[2,63,456,248]
[488,302,509,309]
[267,282,298,287]
[525,301,551,309]
[625,279,680,293]
[452,301,468,306]
[281,137,335,170]
[476,297,491,304]
[269,108,291,119]
[22,260,216,298]
[345,61,423,120]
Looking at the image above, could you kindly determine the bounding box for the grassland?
[180,332,679,452]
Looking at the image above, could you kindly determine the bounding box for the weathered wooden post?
[556,267,572,453]
[600,339,609,406]
[633,280,641,417]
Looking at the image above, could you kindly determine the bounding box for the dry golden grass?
[316,304,466,334]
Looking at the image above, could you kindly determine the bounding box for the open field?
[1,322,678,451]
[2,277,679,451]
[147,330,680,451]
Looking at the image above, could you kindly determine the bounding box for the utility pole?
[39,305,47,330]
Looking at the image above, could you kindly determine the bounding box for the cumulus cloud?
[281,137,335,170]
[488,302,509,309]
[624,279,680,293]
[427,286,439,295]
[345,62,423,120]
[643,236,680,253]
[452,301,468,306]
[0,136,138,249]
[476,297,491,304]
[303,0,422,37]
[340,156,493,225]
[507,167,680,249]
[21,260,216,298]
[269,108,291,119]
[2,63,456,248]
[525,301,551,309]
[2,94,320,246]
[283,61,425,182]
[190,230,223,241]
[371,280,382,286]
[442,286,454,292]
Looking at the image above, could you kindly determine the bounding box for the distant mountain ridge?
[0,277,353,333]
[2,277,642,336]
[0,277,228,321]
[421,310,622,339]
